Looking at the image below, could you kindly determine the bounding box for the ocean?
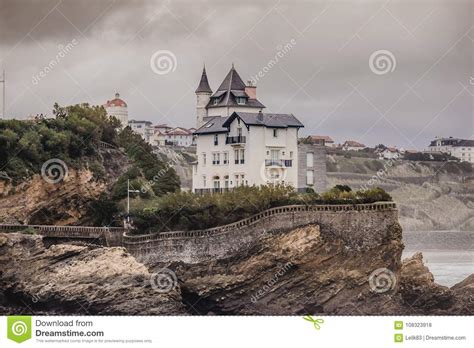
[402,231,474,287]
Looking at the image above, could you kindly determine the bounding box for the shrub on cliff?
[115,128,180,198]
[0,103,121,182]
[130,185,392,233]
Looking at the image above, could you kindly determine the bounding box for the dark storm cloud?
[0,0,472,149]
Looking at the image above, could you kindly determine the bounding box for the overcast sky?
[0,0,472,149]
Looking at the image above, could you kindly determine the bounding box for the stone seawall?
[124,202,399,264]
[0,224,126,247]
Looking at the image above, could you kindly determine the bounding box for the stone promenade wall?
[123,202,398,264]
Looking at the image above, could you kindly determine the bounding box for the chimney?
[245,80,257,99]
[257,110,264,123]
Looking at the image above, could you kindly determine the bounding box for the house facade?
[342,140,366,151]
[192,111,302,193]
[164,127,194,147]
[128,120,153,142]
[428,137,474,163]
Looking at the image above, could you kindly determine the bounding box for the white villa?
[192,65,305,193]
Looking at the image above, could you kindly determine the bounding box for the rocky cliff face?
[0,233,185,315]
[327,156,474,231]
[1,223,472,315]
[0,148,130,225]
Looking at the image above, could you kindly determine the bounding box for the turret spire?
[195,65,212,93]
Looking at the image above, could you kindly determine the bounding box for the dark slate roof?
[224,112,304,128]
[193,116,230,135]
[195,66,212,93]
[216,65,246,92]
[206,65,265,109]
[453,139,474,147]
[194,112,304,135]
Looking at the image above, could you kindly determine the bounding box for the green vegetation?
[0,103,181,227]
[131,185,392,234]
[0,103,120,182]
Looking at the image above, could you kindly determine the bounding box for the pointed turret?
[196,64,212,128]
[195,65,212,93]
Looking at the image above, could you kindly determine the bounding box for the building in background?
[377,147,401,160]
[309,135,336,147]
[428,137,474,163]
[297,143,327,193]
[104,92,128,127]
[195,64,265,128]
[128,119,153,142]
[342,140,366,151]
[164,127,194,147]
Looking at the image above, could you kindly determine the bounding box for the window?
[271,149,279,161]
[223,152,229,164]
[290,151,293,158]
[224,175,229,188]
[214,134,219,145]
[306,152,314,167]
[213,178,220,189]
[306,170,314,185]
[213,98,219,105]
[241,175,245,186]
[202,153,207,166]
[236,97,246,105]
[202,175,207,187]
[273,129,278,137]
[235,174,240,186]
[240,149,245,164]
[237,127,242,136]
[212,153,220,165]
[234,149,240,164]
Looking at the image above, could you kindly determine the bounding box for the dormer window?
[213,98,219,105]
[236,97,246,105]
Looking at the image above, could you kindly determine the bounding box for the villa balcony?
[265,159,293,167]
[226,136,246,145]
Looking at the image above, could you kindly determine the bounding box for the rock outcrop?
[1,225,472,315]
[0,148,130,225]
[161,225,473,315]
[0,233,186,315]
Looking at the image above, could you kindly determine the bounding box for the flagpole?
[0,70,4,119]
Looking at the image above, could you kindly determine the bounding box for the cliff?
[327,156,474,231]
[0,233,185,315]
[0,148,130,225]
[1,221,472,315]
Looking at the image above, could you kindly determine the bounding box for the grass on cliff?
[131,185,392,234]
